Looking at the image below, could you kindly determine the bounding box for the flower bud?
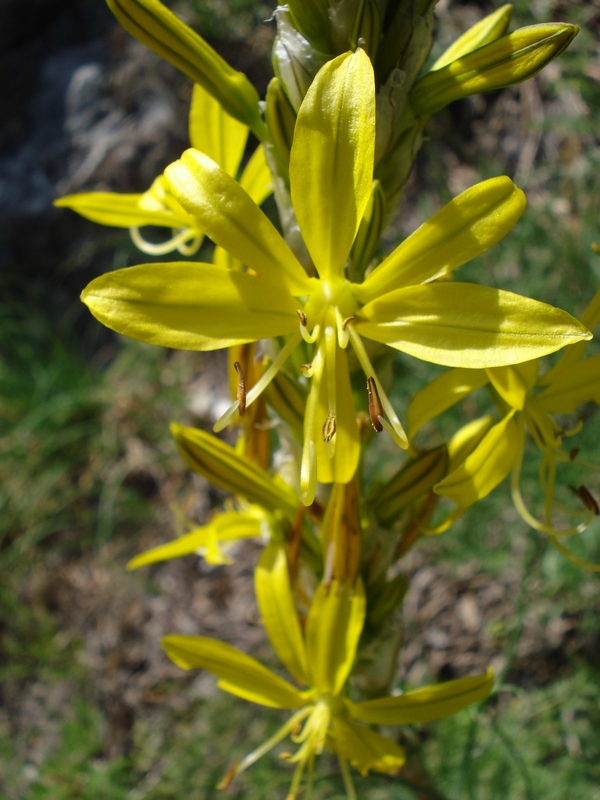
[265,78,297,183]
[273,10,327,111]
[432,4,513,70]
[286,0,332,54]
[349,180,386,280]
[411,23,579,116]
[106,0,266,139]
[351,0,381,60]
[170,422,298,516]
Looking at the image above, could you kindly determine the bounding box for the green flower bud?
[265,78,297,183]
[350,0,381,59]
[349,180,386,281]
[272,10,327,111]
[411,23,579,116]
[265,368,306,442]
[432,4,513,70]
[287,0,333,54]
[106,0,266,139]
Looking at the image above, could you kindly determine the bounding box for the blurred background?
[1,1,600,798]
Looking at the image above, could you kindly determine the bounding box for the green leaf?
[166,149,310,295]
[106,0,266,138]
[162,635,308,708]
[81,262,298,351]
[255,544,309,686]
[348,668,494,724]
[170,423,298,516]
[305,579,365,696]
[357,177,526,302]
[357,282,592,368]
[290,49,375,280]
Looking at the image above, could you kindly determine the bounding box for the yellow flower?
[80,49,590,506]
[55,83,271,256]
[162,543,494,799]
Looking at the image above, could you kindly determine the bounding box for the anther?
[296,309,308,327]
[234,361,246,416]
[300,363,313,377]
[569,447,580,461]
[322,411,337,443]
[217,759,240,790]
[367,376,384,433]
[342,316,355,331]
[569,485,599,515]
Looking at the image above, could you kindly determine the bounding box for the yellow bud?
[265,78,297,183]
[432,4,513,70]
[412,23,579,115]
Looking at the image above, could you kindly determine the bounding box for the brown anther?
[217,759,240,790]
[234,361,246,416]
[367,376,384,433]
[569,485,599,515]
[296,309,308,326]
[300,363,312,374]
[569,447,580,461]
[322,411,337,442]
[279,752,293,761]
[342,316,355,331]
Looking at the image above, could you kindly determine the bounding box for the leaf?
[255,544,309,686]
[357,282,592,368]
[81,262,298,351]
[349,668,494,724]
[290,49,375,280]
[162,635,307,708]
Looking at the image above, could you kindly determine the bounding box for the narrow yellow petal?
[434,412,522,507]
[54,192,190,228]
[357,283,592,369]
[407,367,488,439]
[255,544,310,686]
[239,144,273,207]
[166,150,309,294]
[290,49,375,279]
[533,353,600,414]
[331,716,406,776]
[357,177,526,302]
[305,579,365,696]
[447,415,495,473]
[486,361,539,410]
[348,668,494,725]
[188,83,248,176]
[81,262,298,351]
[162,635,307,708]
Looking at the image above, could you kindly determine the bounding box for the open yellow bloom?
[81,49,590,505]
[162,543,494,799]
[55,82,271,256]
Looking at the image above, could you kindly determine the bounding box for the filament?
[130,226,201,256]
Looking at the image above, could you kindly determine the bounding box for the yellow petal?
[165,149,310,295]
[239,144,273,207]
[255,543,309,686]
[81,262,298,350]
[106,0,266,139]
[412,23,579,115]
[348,668,494,725]
[162,635,307,708]
[357,177,526,302]
[432,5,513,70]
[290,50,375,279]
[188,83,248,175]
[305,579,365,696]
[406,367,488,439]
[357,283,592,368]
[486,361,539,410]
[434,412,522,507]
[331,716,406,776]
[170,423,298,516]
[533,353,600,414]
[447,415,496,473]
[127,510,263,570]
[54,192,190,228]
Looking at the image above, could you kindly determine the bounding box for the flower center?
[304,277,357,329]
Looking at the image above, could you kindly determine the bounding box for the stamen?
[300,363,314,377]
[298,308,320,343]
[570,447,580,461]
[217,759,240,790]
[234,361,246,417]
[346,325,408,449]
[322,411,337,442]
[334,308,352,349]
[367,376,384,432]
[302,346,325,505]
[569,485,600,515]
[338,755,357,800]
[130,226,200,256]
[301,441,317,506]
[234,706,313,779]
[214,332,302,432]
[297,310,308,327]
